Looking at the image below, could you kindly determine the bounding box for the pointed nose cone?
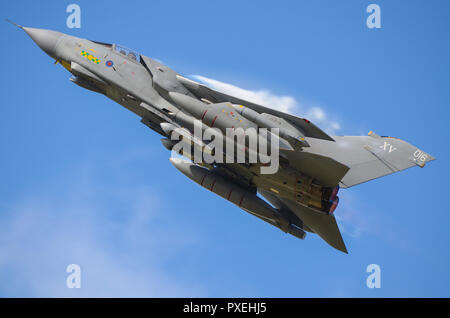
[23,27,63,58]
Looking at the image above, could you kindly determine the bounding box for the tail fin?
[305,132,435,188]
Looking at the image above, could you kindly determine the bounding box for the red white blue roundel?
[105,60,114,67]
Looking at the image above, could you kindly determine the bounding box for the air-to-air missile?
[12,22,435,253]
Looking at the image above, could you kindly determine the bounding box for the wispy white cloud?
[192,75,341,135]
[0,148,205,297]
[192,75,297,113]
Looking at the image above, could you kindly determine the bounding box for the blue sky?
[0,0,449,297]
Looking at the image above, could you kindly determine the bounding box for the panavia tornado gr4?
[13,22,435,253]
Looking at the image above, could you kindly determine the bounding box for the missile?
[233,105,310,148]
[172,109,209,133]
[168,92,261,134]
[169,158,306,239]
[168,91,295,153]
[169,92,209,120]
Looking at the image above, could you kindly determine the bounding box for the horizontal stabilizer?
[303,133,436,188]
[285,151,350,187]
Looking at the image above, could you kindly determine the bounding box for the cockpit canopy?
[89,40,141,63]
[114,44,141,63]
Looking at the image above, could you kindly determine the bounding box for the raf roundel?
[106,60,114,67]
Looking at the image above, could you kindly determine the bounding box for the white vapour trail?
[191,75,341,135]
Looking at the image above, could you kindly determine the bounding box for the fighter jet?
[12,22,435,253]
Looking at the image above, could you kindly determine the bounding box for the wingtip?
[333,239,348,254]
